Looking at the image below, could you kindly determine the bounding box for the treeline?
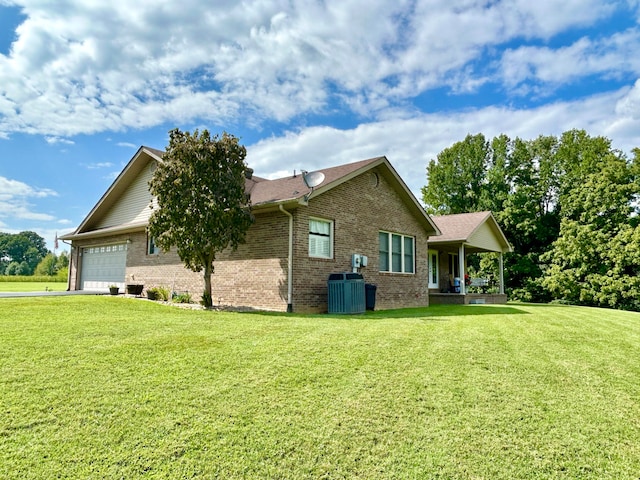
[0,231,69,279]
[422,129,640,311]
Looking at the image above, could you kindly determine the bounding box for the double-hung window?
[379,231,415,273]
[309,218,333,258]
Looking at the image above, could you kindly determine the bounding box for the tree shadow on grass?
[245,304,529,319]
[360,304,529,319]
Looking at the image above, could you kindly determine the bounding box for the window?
[147,235,160,255]
[379,231,415,273]
[428,250,439,288]
[379,232,389,271]
[449,253,459,278]
[309,218,333,258]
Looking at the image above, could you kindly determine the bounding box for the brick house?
[61,147,441,312]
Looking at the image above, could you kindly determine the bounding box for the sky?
[1,0,640,252]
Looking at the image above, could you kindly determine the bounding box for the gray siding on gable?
[96,162,156,229]
[468,222,503,252]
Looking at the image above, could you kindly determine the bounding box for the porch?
[429,292,508,305]
[428,212,512,306]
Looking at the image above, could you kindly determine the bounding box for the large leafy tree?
[422,129,640,308]
[422,133,562,301]
[0,231,48,275]
[34,253,59,276]
[541,147,640,309]
[34,251,68,277]
[148,129,254,307]
[422,133,490,215]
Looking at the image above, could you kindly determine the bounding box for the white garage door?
[80,244,127,290]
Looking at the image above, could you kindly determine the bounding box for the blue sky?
[1,0,640,252]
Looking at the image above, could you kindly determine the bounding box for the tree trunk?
[203,262,213,308]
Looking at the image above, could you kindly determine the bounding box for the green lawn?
[1,298,640,479]
[0,282,67,292]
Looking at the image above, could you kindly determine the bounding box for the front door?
[428,250,439,289]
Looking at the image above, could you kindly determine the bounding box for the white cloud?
[82,162,114,169]
[0,176,57,199]
[104,170,120,181]
[0,176,58,222]
[500,28,640,93]
[248,86,638,201]
[0,0,633,137]
[45,136,75,145]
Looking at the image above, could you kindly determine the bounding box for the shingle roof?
[430,211,493,242]
[249,157,382,206]
[142,146,164,158]
[62,149,439,239]
[145,147,382,206]
[429,211,512,253]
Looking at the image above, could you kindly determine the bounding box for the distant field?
[1,298,640,479]
[0,282,67,292]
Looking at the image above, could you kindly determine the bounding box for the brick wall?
[290,167,431,313]
[69,166,432,313]
[125,211,289,310]
[125,230,203,295]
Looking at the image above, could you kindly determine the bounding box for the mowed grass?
[1,298,640,479]
[0,282,67,292]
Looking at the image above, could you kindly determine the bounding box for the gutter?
[279,204,294,313]
[59,222,148,241]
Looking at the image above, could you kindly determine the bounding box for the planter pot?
[109,287,119,295]
[126,284,144,295]
[147,291,158,301]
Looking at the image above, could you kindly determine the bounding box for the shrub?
[172,292,192,304]
[147,286,170,301]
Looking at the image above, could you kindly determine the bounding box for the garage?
[80,244,127,290]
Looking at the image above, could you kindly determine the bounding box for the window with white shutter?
[309,218,333,258]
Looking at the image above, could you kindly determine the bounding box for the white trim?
[428,250,439,289]
[458,245,466,295]
[147,234,160,255]
[499,252,505,295]
[308,217,334,259]
[379,231,415,274]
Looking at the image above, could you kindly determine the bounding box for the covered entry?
[80,244,127,290]
[428,211,512,304]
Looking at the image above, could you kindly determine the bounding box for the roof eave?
[59,222,148,242]
[380,158,441,236]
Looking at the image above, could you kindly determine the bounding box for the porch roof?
[429,211,512,254]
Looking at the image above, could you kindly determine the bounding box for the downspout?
[61,239,73,291]
[279,205,294,313]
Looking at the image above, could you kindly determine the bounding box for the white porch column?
[499,252,505,295]
[458,244,466,295]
